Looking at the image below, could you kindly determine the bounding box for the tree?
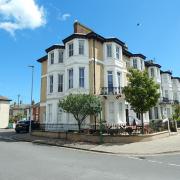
[173,104,180,121]
[59,94,101,132]
[123,69,160,134]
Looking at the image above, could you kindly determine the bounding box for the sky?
[0,0,180,104]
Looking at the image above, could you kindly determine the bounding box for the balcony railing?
[100,87,122,95]
[160,97,173,104]
[174,100,179,104]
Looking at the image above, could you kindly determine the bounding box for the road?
[0,137,180,180]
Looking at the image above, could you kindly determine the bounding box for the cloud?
[58,13,71,21]
[0,0,46,35]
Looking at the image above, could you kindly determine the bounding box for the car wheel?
[16,130,20,133]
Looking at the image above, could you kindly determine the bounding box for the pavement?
[0,129,180,155]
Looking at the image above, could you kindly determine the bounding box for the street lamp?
[28,65,34,133]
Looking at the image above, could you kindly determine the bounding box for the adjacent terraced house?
[37,22,180,129]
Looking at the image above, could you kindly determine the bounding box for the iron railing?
[34,120,178,135]
[160,97,173,104]
[100,87,122,95]
[36,123,91,132]
[34,123,143,135]
[174,100,179,104]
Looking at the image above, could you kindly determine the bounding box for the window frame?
[79,40,85,55]
[106,44,112,58]
[117,72,121,88]
[58,74,63,92]
[107,71,113,87]
[132,58,138,69]
[68,42,74,57]
[58,50,64,63]
[49,75,53,93]
[165,90,169,99]
[79,67,85,88]
[50,52,54,64]
[68,68,73,89]
[47,104,52,122]
[116,46,120,60]
[150,68,155,77]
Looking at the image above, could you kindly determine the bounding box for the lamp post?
[99,106,103,144]
[28,65,34,133]
[17,94,20,121]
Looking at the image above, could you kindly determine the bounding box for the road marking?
[127,156,144,160]
[168,163,180,167]
[128,155,180,168]
[147,160,163,164]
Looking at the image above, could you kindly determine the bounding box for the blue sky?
[0,0,180,104]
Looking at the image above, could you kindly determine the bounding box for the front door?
[126,109,129,125]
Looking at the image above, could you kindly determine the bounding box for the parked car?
[15,120,39,133]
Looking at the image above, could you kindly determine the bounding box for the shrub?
[125,127,133,135]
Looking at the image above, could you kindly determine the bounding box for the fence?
[34,123,144,135]
[36,123,91,132]
[34,120,180,135]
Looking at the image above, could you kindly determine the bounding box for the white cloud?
[58,13,71,21]
[0,0,46,35]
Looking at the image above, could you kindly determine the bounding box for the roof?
[39,22,147,62]
[105,37,125,46]
[63,34,87,44]
[145,61,161,68]
[172,77,180,80]
[63,31,126,47]
[0,96,11,101]
[37,55,47,63]
[10,104,31,109]
[160,70,172,75]
[122,49,133,57]
[45,44,65,53]
[86,32,105,42]
[131,53,146,59]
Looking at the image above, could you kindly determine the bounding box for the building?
[9,104,31,122]
[32,102,40,122]
[37,22,179,129]
[0,96,11,128]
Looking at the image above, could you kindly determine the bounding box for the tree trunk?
[141,112,144,134]
[78,121,81,133]
[94,116,96,131]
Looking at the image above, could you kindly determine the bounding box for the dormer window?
[116,46,120,60]
[106,44,112,58]
[58,50,63,63]
[50,52,54,64]
[68,42,73,57]
[79,40,85,55]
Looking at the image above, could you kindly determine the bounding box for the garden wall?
[32,130,171,144]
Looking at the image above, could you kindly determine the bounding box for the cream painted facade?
[37,22,179,130]
[0,97,11,128]
[146,61,180,120]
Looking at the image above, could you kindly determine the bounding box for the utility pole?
[17,94,20,121]
[28,65,34,133]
